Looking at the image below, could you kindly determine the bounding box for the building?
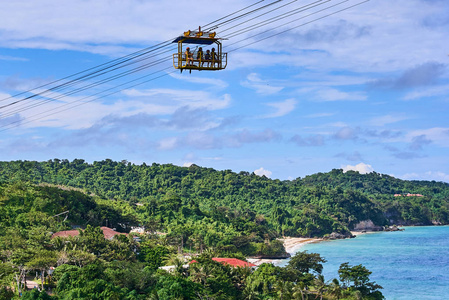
[51,226,127,240]
[190,257,256,268]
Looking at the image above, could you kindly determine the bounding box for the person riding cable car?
[185,47,194,66]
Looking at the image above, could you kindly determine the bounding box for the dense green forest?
[1,159,449,233]
[1,158,448,299]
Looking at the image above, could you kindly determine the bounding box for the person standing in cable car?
[197,47,204,66]
[210,47,217,68]
[204,50,211,67]
[185,47,194,66]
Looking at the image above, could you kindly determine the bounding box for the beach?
[281,237,324,253]
[247,237,323,266]
[247,233,373,266]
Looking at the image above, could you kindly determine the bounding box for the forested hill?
[1,159,449,237]
[301,169,449,199]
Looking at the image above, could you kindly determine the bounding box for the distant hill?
[301,168,449,199]
[1,159,449,238]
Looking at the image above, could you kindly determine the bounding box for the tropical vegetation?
[1,158,448,298]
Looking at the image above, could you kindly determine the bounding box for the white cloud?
[261,98,297,118]
[247,73,262,82]
[183,162,194,167]
[368,114,410,126]
[122,88,231,111]
[0,0,244,52]
[407,128,449,148]
[0,92,11,101]
[169,73,228,89]
[6,85,230,130]
[241,73,284,95]
[401,171,449,183]
[342,162,374,174]
[0,55,28,61]
[329,122,349,128]
[294,72,369,87]
[9,94,174,130]
[201,156,223,162]
[229,51,302,70]
[305,112,336,118]
[1,0,447,75]
[158,137,178,150]
[334,127,357,140]
[316,88,367,102]
[254,167,272,178]
[403,85,449,101]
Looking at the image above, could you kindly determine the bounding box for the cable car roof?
[172,36,218,45]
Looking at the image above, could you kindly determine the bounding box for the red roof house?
[212,258,256,268]
[189,258,256,268]
[51,227,127,240]
[51,229,80,239]
[100,226,127,240]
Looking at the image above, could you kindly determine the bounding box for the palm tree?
[327,278,343,300]
[292,282,307,300]
[147,290,160,300]
[275,280,293,300]
[172,256,188,277]
[230,265,252,291]
[313,274,326,300]
[189,264,210,285]
[243,286,261,300]
[244,275,264,299]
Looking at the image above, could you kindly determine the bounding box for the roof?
[172,36,217,45]
[212,258,256,268]
[51,229,80,238]
[100,226,127,240]
[51,227,127,240]
[189,258,256,268]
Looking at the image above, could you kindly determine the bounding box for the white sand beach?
[350,231,365,236]
[281,237,324,253]
[247,237,324,266]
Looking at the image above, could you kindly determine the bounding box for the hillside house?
[51,226,127,240]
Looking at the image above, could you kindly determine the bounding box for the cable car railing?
[173,52,227,71]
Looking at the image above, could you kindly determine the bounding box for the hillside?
[2,159,447,299]
[1,159,449,235]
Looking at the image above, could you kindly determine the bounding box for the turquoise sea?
[282,226,449,299]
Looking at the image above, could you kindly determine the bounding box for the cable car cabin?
[173,28,227,73]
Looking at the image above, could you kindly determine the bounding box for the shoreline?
[350,230,367,236]
[248,232,374,266]
[248,228,408,266]
[247,237,324,266]
[281,237,324,253]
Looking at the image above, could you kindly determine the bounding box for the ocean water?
[282,226,449,300]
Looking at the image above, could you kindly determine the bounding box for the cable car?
[173,27,227,73]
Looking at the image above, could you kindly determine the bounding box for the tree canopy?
[1,158,445,299]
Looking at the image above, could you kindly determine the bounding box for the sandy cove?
[281,231,370,250]
[350,231,366,236]
[247,237,324,266]
[281,237,324,253]
[247,232,372,266]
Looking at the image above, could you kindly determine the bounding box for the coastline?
[248,232,374,266]
[247,237,324,266]
[350,231,366,236]
[281,237,324,253]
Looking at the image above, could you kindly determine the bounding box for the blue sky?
[1,0,448,182]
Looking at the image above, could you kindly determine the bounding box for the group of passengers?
[184,47,218,67]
